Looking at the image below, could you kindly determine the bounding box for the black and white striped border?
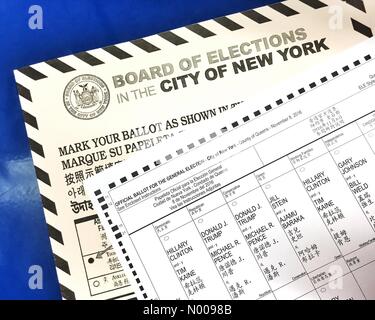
[16,0,372,82]
[14,0,374,300]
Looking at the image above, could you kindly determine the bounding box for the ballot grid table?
[142,110,375,300]
[89,44,375,300]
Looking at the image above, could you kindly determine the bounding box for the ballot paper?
[14,0,374,300]
[86,38,375,300]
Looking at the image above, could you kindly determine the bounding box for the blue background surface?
[0,0,276,299]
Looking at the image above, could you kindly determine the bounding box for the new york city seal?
[63,74,110,119]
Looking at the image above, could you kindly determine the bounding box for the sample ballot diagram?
[74,215,131,296]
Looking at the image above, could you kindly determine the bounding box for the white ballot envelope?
[15,0,374,299]
[86,38,375,300]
